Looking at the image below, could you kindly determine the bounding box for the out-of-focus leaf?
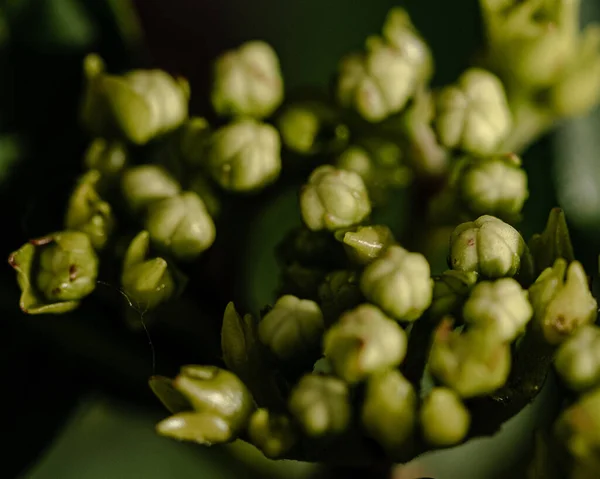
[0,134,24,185]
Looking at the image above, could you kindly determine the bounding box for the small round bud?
[435,68,511,155]
[337,224,396,265]
[555,326,600,392]
[360,245,432,322]
[211,41,283,119]
[178,117,212,168]
[463,278,533,342]
[258,295,324,361]
[247,409,296,459]
[207,119,281,192]
[323,304,407,383]
[430,270,479,320]
[288,374,350,437]
[318,270,363,325]
[121,165,181,213]
[529,259,598,345]
[144,192,216,261]
[84,138,127,175]
[449,215,526,278]
[420,387,470,447]
[300,165,371,232]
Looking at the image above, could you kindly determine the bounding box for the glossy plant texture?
[7,1,600,477]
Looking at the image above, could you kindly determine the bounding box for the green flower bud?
[8,231,98,314]
[83,138,127,175]
[300,165,371,232]
[81,54,189,144]
[555,326,600,392]
[318,270,363,325]
[144,192,216,261]
[64,170,115,251]
[435,69,512,155]
[279,263,326,301]
[361,369,417,454]
[277,101,350,155]
[178,117,212,168]
[323,304,407,383]
[529,259,597,345]
[288,374,350,437]
[258,295,324,360]
[247,409,296,458]
[420,387,470,447]
[207,119,281,192]
[211,41,283,119]
[555,387,600,476]
[429,319,511,398]
[121,231,176,311]
[449,215,526,278]
[336,36,424,122]
[121,165,181,213]
[529,208,575,275]
[157,366,254,445]
[188,172,221,218]
[313,357,333,375]
[360,245,433,322]
[337,224,396,265]
[430,270,479,320]
[456,153,528,220]
[463,278,533,342]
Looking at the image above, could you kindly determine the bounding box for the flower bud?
[337,224,396,265]
[121,165,181,213]
[64,170,115,250]
[211,41,283,119]
[207,119,281,192]
[83,138,127,175]
[529,208,575,275]
[428,319,511,398]
[430,270,479,320]
[420,387,470,447]
[456,153,528,220]
[435,69,511,155]
[144,192,216,261]
[361,369,417,454]
[323,304,407,383]
[156,366,254,445]
[555,326,600,392]
[121,231,176,311]
[9,231,99,314]
[336,36,423,122]
[247,409,297,458]
[178,117,212,168]
[81,54,189,144]
[360,245,432,322]
[188,172,221,218]
[258,295,324,361]
[529,259,597,345]
[318,270,363,325]
[277,101,350,155]
[288,374,350,437]
[463,278,533,342]
[300,165,371,232]
[449,215,526,278]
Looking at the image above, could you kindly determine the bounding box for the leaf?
[148,375,191,414]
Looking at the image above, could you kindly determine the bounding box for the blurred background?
[1,0,599,478]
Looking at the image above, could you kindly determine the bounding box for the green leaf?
[148,375,192,414]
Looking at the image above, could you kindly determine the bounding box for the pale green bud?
[317,270,363,325]
[361,369,417,455]
[247,409,296,459]
[555,326,600,392]
[178,117,212,168]
[430,270,479,320]
[83,138,127,175]
[420,387,470,447]
[435,68,512,155]
[300,165,371,232]
[211,41,283,119]
[449,215,526,278]
[529,208,575,275]
[64,170,115,250]
[121,165,181,213]
[207,119,281,192]
[429,319,511,398]
[360,245,433,322]
[337,224,396,265]
[156,366,254,445]
[144,192,216,261]
[258,295,324,360]
[463,278,533,342]
[288,374,350,437]
[529,259,597,345]
[323,304,407,383]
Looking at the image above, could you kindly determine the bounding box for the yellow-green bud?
[420,387,470,447]
[178,117,212,168]
[83,138,127,175]
[121,165,181,213]
[430,270,479,320]
[337,224,396,265]
[360,245,433,322]
[555,326,600,392]
[323,304,407,383]
[247,409,296,459]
